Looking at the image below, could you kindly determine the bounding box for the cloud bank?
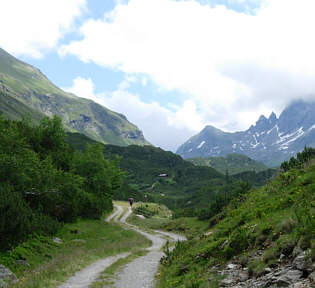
[0,0,86,58]
[59,0,315,136]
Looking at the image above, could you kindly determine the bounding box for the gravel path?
[57,205,185,288]
[57,206,128,288]
[105,205,123,222]
[57,253,130,288]
[114,206,186,288]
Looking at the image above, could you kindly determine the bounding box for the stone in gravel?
[220,277,235,286]
[238,271,249,282]
[227,264,237,269]
[0,265,17,287]
[71,239,87,244]
[53,237,62,244]
[279,254,286,262]
[264,267,272,274]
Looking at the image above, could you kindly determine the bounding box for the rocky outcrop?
[218,251,314,287]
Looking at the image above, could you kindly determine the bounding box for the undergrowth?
[0,218,150,288]
[157,154,315,287]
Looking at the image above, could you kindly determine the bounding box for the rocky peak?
[249,115,270,132]
[268,111,277,124]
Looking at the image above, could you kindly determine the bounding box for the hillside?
[0,47,149,146]
[177,102,315,166]
[158,148,315,287]
[187,153,268,175]
[66,134,276,217]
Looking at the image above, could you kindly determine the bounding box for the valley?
[0,47,314,288]
[1,114,314,288]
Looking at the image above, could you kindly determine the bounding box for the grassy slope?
[1,218,150,288]
[0,48,149,146]
[66,134,275,212]
[0,90,44,122]
[101,144,228,208]
[187,153,268,175]
[157,160,315,287]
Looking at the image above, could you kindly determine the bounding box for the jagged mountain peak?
[268,111,277,123]
[177,101,315,166]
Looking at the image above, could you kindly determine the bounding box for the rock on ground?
[0,265,17,288]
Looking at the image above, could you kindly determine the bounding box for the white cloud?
[59,0,315,135]
[64,76,202,151]
[0,0,86,58]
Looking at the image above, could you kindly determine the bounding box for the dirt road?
[57,204,185,288]
[113,206,185,288]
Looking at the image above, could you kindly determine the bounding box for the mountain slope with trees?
[0,116,124,250]
[66,134,274,217]
[187,153,268,175]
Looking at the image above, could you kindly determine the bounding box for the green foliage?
[66,134,276,217]
[280,146,315,172]
[158,150,315,287]
[0,116,124,250]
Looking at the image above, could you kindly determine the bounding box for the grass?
[126,201,209,239]
[1,217,151,288]
[156,160,315,287]
[132,202,173,218]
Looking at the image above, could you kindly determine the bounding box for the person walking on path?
[128,197,134,207]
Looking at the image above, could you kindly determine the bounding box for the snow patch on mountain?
[197,141,205,149]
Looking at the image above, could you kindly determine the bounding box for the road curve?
[57,205,185,288]
[114,206,186,288]
[57,206,128,288]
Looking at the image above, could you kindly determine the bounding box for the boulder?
[293,252,313,273]
[0,265,17,287]
[275,269,303,286]
[309,271,315,283]
[53,237,62,244]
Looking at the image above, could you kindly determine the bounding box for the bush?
[0,184,59,250]
[0,116,123,249]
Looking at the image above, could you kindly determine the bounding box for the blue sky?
[1,0,315,151]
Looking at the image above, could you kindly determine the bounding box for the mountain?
[187,153,268,175]
[0,47,149,146]
[177,101,315,166]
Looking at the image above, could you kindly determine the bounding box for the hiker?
[128,197,134,207]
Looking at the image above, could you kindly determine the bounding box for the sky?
[1,0,315,151]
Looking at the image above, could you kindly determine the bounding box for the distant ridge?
[0,47,150,146]
[187,153,268,175]
[177,100,315,166]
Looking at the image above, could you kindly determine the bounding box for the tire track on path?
[57,206,129,288]
[114,206,186,288]
[57,204,185,288]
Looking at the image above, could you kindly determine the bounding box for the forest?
[0,116,124,250]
